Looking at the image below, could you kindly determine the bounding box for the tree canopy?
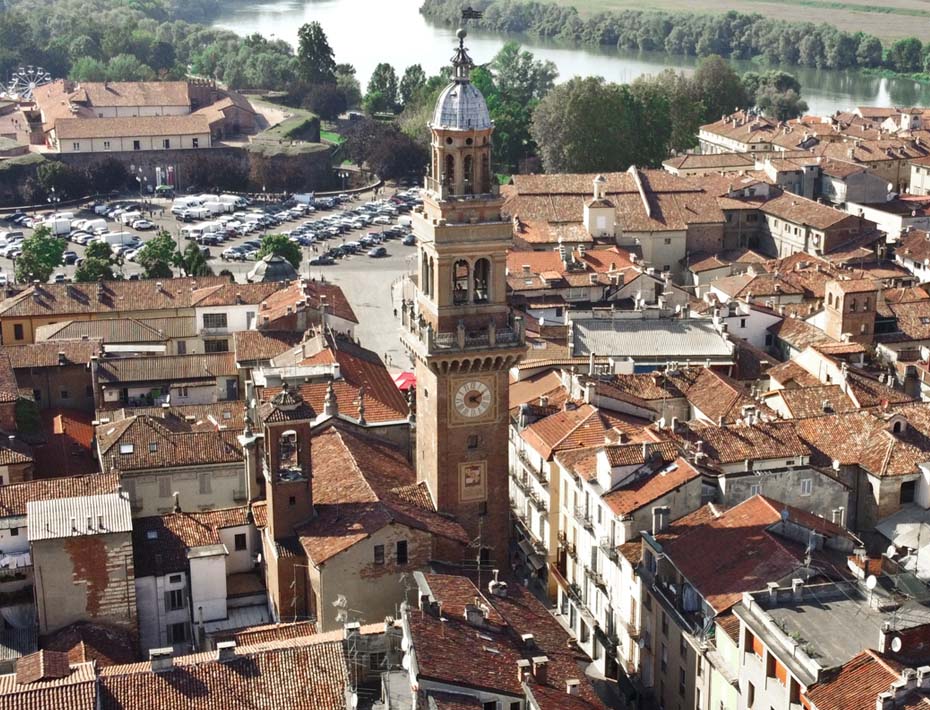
[296,22,336,85]
[257,234,301,269]
[15,226,65,284]
[365,63,399,114]
[135,230,176,279]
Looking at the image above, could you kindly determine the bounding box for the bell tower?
[400,29,525,563]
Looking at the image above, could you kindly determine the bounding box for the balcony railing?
[573,505,594,532]
[400,301,525,354]
[527,489,548,513]
[518,450,549,484]
[510,469,531,494]
[599,537,619,563]
[585,565,608,592]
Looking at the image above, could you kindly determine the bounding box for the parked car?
[402,234,416,246]
[62,251,79,265]
[52,273,67,284]
[132,219,154,230]
[367,246,387,258]
[308,255,335,266]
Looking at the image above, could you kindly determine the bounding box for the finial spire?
[324,380,338,418]
[451,28,474,81]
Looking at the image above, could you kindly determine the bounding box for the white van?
[120,211,142,226]
[181,225,203,240]
[96,231,140,247]
[82,218,108,235]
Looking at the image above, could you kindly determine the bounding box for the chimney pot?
[216,640,236,662]
[566,679,581,695]
[149,647,174,672]
[531,656,549,685]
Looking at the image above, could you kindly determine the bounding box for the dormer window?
[119,443,134,455]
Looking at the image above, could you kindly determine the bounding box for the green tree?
[70,56,108,81]
[303,83,347,121]
[85,241,114,262]
[335,63,362,108]
[691,55,748,122]
[135,229,176,278]
[106,53,155,81]
[888,37,923,73]
[856,35,884,68]
[491,42,557,107]
[257,234,301,269]
[399,64,427,107]
[631,70,701,154]
[175,241,213,276]
[74,257,118,282]
[15,226,65,284]
[296,22,336,85]
[366,63,399,113]
[531,77,645,173]
[36,161,88,200]
[86,158,130,194]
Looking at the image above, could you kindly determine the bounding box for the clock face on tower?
[453,379,493,420]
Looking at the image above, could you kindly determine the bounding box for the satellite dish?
[887,545,899,558]
[350,693,358,709]
[333,594,348,609]
[892,637,903,653]
[866,575,877,590]
[638,637,646,649]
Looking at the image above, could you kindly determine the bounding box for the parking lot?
[0,188,418,368]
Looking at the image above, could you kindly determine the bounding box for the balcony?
[566,542,577,560]
[517,450,549,484]
[400,301,525,355]
[599,537,619,563]
[573,505,594,532]
[527,489,548,513]
[510,469,531,494]
[585,565,608,592]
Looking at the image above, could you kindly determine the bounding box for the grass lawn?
[539,0,930,41]
[321,130,345,145]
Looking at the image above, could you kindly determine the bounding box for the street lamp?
[339,170,349,191]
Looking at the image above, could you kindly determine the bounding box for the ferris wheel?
[6,66,52,101]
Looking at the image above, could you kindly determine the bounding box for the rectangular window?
[167,621,188,643]
[32,389,41,401]
[204,339,229,353]
[103,140,110,151]
[168,574,182,584]
[149,442,158,453]
[177,340,187,355]
[800,478,813,497]
[165,589,186,611]
[158,477,171,498]
[467,435,478,449]
[72,142,80,151]
[234,533,247,551]
[396,540,408,565]
[133,140,141,151]
[374,544,385,565]
[9,528,18,537]
[192,138,200,148]
[660,643,668,672]
[740,318,747,328]
[119,443,134,455]
[680,636,688,659]
[679,668,686,696]
[901,480,917,504]
[60,389,69,399]
[13,324,23,341]
[162,139,171,149]
[199,473,211,495]
[750,483,762,497]
[661,611,668,636]
[482,703,496,710]
[203,313,228,329]
[747,681,755,708]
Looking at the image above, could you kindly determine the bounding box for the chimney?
[791,578,804,601]
[531,656,549,685]
[767,581,779,602]
[566,679,581,695]
[879,621,894,654]
[57,351,66,366]
[517,659,531,684]
[652,506,670,535]
[464,600,486,627]
[917,666,930,690]
[216,640,236,662]
[149,647,174,672]
[520,633,535,648]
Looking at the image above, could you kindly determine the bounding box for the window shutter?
[163,590,170,610]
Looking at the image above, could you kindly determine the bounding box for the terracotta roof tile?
[520,404,610,460]
[601,457,701,516]
[55,114,209,140]
[4,340,101,369]
[0,659,96,709]
[768,360,821,388]
[0,277,228,318]
[298,425,467,564]
[98,633,349,709]
[133,507,249,577]
[190,281,280,307]
[219,621,318,647]
[35,317,197,343]
[96,352,237,385]
[668,420,810,467]
[805,650,902,710]
[0,472,119,518]
[768,317,836,351]
[41,622,138,669]
[234,330,304,363]
[657,495,853,612]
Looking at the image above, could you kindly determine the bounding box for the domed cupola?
[426,29,495,197]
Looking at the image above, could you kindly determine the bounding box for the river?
[211,0,930,115]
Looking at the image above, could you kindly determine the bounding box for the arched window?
[428,257,435,298]
[849,298,857,312]
[480,153,491,193]
[473,258,490,303]
[421,254,429,296]
[453,260,469,305]
[278,429,299,477]
[463,155,474,194]
[893,420,903,433]
[444,154,455,189]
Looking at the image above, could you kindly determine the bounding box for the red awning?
[392,372,416,391]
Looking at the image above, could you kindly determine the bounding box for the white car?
[0,242,23,258]
[132,219,154,230]
[372,216,392,225]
